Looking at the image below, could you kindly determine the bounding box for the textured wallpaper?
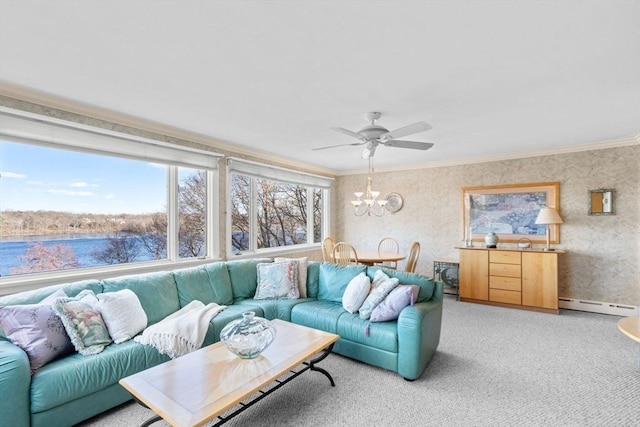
[336,146,639,306]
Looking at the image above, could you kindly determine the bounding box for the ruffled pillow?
[359,270,399,320]
[52,290,112,355]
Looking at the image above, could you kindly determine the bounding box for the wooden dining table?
[352,250,406,266]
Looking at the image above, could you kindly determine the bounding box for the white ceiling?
[1,1,639,174]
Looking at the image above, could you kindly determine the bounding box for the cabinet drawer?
[489,276,521,291]
[489,263,521,278]
[489,251,521,264]
[490,289,521,305]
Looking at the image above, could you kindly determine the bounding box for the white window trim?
[226,158,331,257]
[0,108,222,294]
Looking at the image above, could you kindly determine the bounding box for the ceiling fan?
[314,112,434,158]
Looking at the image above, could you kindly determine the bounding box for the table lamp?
[535,207,563,251]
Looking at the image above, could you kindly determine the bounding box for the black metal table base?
[137,343,335,427]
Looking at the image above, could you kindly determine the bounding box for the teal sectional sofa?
[0,258,443,427]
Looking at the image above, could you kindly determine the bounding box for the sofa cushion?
[336,313,398,353]
[367,267,435,302]
[173,263,234,307]
[226,258,273,301]
[52,290,112,356]
[318,263,367,303]
[29,340,170,413]
[96,289,147,344]
[306,262,321,298]
[235,298,314,322]
[255,260,299,299]
[290,301,346,334]
[101,271,180,325]
[0,279,102,307]
[0,289,73,373]
[203,262,234,305]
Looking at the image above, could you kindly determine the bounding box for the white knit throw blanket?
[134,300,226,358]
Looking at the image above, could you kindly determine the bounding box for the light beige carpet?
[78,296,640,426]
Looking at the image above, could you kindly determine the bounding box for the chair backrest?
[377,237,400,269]
[404,241,421,273]
[322,237,335,262]
[332,242,358,266]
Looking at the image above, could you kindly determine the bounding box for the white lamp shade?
[535,208,564,225]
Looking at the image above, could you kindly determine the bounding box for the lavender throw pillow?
[358,270,399,320]
[0,289,73,373]
[369,285,419,322]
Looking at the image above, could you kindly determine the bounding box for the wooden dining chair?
[377,237,400,269]
[404,241,421,273]
[332,242,359,266]
[322,237,335,262]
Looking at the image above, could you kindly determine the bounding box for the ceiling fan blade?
[312,141,365,151]
[380,122,432,140]
[331,127,367,141]
[381,140,434,150]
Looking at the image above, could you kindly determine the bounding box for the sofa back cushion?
[101,271,179,325]
[226,258,273,301]
[318,263,367,303]
[306,261,321,298]
[0,279,102,307]
[366,267,435,302]
[173,263,233,307]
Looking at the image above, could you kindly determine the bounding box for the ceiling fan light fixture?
[351,157,387,217]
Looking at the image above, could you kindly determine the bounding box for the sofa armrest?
[0,340,32,427]
[396,281,444,380]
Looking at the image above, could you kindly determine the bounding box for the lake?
[0,233,159,277]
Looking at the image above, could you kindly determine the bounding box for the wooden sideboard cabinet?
[457,247,563,314]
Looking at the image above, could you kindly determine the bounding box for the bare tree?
[91,232,140,264]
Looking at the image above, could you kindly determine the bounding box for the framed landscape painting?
[462,182,560,244]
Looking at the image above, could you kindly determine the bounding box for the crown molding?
[0,81,340,177]
[339,134,640,175]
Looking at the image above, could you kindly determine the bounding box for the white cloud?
[1,171,27,179]
[46,189,95,197]
[27,181,44,185]
[105,193,116,199]
[70,181,99,188]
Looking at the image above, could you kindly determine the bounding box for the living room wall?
[335,145,639,307]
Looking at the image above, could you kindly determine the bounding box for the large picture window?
[228,158,331,255]
[0,108,220,283]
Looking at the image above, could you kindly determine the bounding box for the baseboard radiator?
[559,297,640,316]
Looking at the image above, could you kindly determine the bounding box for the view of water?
[0,234,159,277]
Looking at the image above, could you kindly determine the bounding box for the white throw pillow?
[97,289,148,344]
[342,272,371,313]
[274,256,308,298]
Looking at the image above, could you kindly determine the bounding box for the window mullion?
[167,166,179,260]
[306,187,314,244]
[250,177,258,252]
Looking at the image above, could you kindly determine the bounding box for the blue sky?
[0,141,167,214]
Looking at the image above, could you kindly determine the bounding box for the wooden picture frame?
[462,182,560,244]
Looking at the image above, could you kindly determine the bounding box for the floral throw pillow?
[0,289,74,373]
[255,260,299,299]
[52,289,112,355]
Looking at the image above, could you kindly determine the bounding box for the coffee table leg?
[130,395,163,427]
[305,343,335,386]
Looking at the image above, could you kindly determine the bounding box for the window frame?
[226,158,332,257]
[0,108,221,295]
